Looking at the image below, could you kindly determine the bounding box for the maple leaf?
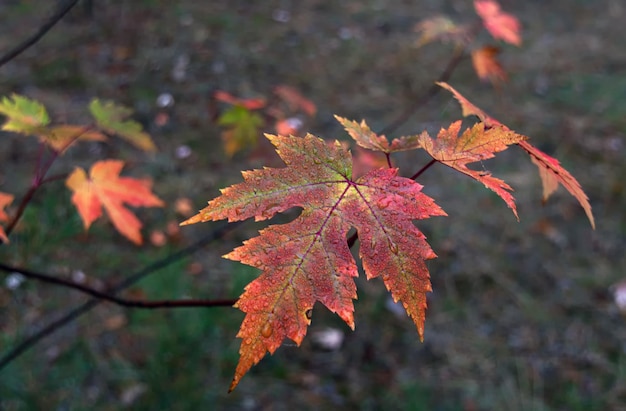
[273,85,317,117]
[66,160,164,244]
[218,105,265,157]
[471,46,507,85]
[0,192,14,243]
[0,94,50,135]
[437,81,595,228]
[182,133,446,391]
[214,90,267,110]
[417,121,526,219]
[414,16,470,47]
[42,125,107,153]
[474,0,522,46]
[335,115,422,153]
[89,100,156,152]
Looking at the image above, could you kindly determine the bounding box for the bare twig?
[0,0,81,68]
[0,221,242,371]
[0,262,237,309]
[379,46,466,136]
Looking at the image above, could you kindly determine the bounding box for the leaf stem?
[410,159,437,181]
[2,125,95,242]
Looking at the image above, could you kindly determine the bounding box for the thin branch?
[379,45,466,136]
[3,184,38,238]
[0,0,81,68]
[0,262,237,309]
[3,125,96,241]
[0,221,242,371]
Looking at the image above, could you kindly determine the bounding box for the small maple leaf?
[471,46,507,85]
[0,191,14,243]
[273,85,317,117]
[218,105,265,157]
[42,125,107,153]
[89,100,156,152]
[418,121,526,219]
[474,0,522,46]
[182,133,446,391]
[335,115,422,153]
[214,90,267,110]
[437,81,595,228]
[0,94,50,135]
[66,160,164,244]
[414,16,470,47]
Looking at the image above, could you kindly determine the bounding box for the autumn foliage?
[0,0,596,395]
[183,81,594,390]
[0,95,162,244]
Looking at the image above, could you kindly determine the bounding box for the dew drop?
[377,199,389,209]
[261,322,273,338]
[388,240,399,254]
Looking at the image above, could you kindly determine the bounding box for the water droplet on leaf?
[388,240,399,254]
[261,322,273,338]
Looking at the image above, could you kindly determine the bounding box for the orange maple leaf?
[418,121,526,219]
[182,133,446,391]
[474,0,522,46]
[214,90,267,111]
[66,160,164,244]
[471,46,507,85]
[437,81,595,228]
[0,191,14,243]
[273,85,317,117]
[335,115,422,153]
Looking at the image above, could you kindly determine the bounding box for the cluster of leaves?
[214,85,317,156]
[0,95,162,244]
[182,82,594,391]
[416,0,521,86]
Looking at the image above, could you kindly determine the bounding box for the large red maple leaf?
[182,133,446,391]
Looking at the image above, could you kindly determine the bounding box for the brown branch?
[0,262,237,308]
[0,0,81,68]
[379,45,467,136]
[3,124,95,241]
[0,221,242,371]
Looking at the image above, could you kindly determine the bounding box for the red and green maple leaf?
[437,81,595,228]
[66,160,164,244]
[182,133,446,391]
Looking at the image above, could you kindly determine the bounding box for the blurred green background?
[0,1,625,409]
